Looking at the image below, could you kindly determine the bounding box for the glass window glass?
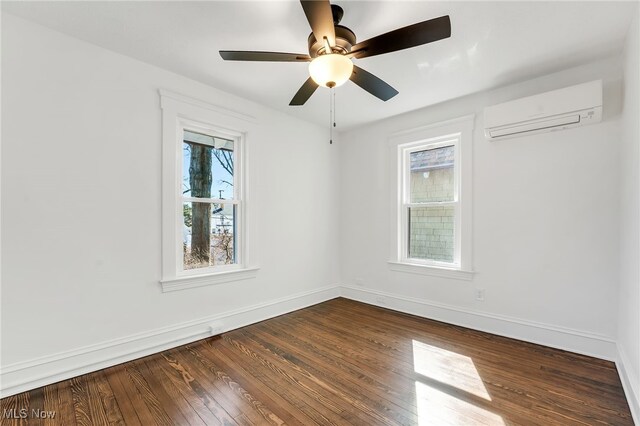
[410,146,454,203]
[182,130,234,199]
[408,206,455,262]
[183,202,236,269]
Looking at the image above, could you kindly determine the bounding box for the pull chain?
[329,87,334,144]
[329,87,336,144]
[333,88,336,129]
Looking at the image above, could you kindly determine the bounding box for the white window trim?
[159,89,258,292]
[388,114,475,280]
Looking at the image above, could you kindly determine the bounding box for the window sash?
[180,201,239,276]
[404,201,457,208]
[402,204,459,266]
[182,197,240,204]
[399,137,461,266]
[180,121,241,202]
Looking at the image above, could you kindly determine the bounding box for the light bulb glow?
[308,54,354,88]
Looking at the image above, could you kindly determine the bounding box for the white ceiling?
[3,1,636,130]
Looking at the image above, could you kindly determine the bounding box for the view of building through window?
[408,145,455,262]
[182,130,236,269]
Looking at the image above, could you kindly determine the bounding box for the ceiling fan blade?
[220,51,311,62]
[350,15,451,59]
[290,77,319,106]
[300,0,336,47]
[350,65,398,101]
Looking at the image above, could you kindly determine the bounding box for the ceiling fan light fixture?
[308,54,353,88]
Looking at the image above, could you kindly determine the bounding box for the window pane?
[410,145,454,203]
[408,206,455,263]
[182,130,234,199]
[183,202,236,269]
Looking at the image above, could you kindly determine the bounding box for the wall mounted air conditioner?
[484,80,602,140]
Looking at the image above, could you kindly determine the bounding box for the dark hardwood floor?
[0,298,633,425]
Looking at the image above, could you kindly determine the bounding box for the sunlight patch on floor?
[415,381,505,426]
[412,339,491,400]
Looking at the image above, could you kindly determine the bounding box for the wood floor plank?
[278,310,549,424]
[27,388,44,426]
[186,340,301,426]
[302,303,609,414]
[14,392,28,426]
[93,371,125,425]
[227,330,375,425]
[0,298,633,425]
[257,318,418,411]
[54,381,77,426]
[41,383,58,426]
[0,395,23,426]
[169,347,283,426]
[212,336,344,425]
[69,376,92,426]
[106,364,156,425]
[131,357,199,425]
[156,351,236,425]
[122,362,174,425]
[198,339,327,425]
[324,299,634,424]
[233,413,253,426]
[237,326,416,425]
[337,300,632,421]
[102,367,143,426]
[254,319,411,399]
[83,372,111,425]
[164,348,242,418]
[311,300,627,424]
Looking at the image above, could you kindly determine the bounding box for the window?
[405,143,456,264]
[181,128,239,270]
[389,115,474,280]
[160,90,257,292]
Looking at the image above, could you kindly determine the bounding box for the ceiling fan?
[219,1,451,106]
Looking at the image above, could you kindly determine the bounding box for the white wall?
[0,14,339,394]
[339,56,624,359]
[618,7,640,420]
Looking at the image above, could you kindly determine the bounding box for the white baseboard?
[340,285,618,361]
[617,345,640,425]
[0,285,341,398]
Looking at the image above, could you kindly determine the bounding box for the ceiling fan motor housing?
[308,25,356,57]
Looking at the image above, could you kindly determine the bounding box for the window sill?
[160,267,259,293]
[388,261,474,281]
